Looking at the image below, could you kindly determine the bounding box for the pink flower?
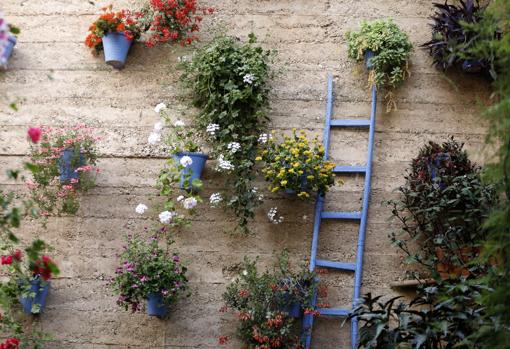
[27,127,42,143]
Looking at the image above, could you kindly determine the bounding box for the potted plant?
[256,130,337,199]
[180,34,274,234]
[0,12,20,68]
[0,239,60,315]
[346,19,413,111]
[137,0,214,48]
[26,125,100,215]
[221,252,320,347]
[111,232,189,317]
[422,0,502,78]
[85,6,140,69]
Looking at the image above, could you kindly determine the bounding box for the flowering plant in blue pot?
[0,12,20,69]
[0,239,60,315]
[85,6,141,69]
[26,125,100,215]
[111,232,189,317]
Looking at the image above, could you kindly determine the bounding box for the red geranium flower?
[0,338,20,349]
[27,127,42,143]
[12,250,22,261]
[1,255,13,265]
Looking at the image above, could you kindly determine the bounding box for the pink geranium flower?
[27,127,42,143]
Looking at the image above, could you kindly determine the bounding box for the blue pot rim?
[174,151,208,159]
[104,31,128,38]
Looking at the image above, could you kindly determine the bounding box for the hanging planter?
[102,32,132,69]
[19,276,51,315]
[59,148,86,184]
[284,176,308,195]
[146,293,169,318]
[364,49,374,70]
[85,7,140,70]
[173,152,208,190]
[1,35,16,64]
[279,292,302,318]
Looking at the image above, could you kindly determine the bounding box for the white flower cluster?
[216,154,235,171]
[174,119,185,127]
[209,193,222,207]
[147,132,161,145]
[206,123,220,136]
[267,207,284,224]
[182,197,198,210]
[159,210,176,224]
[227,142,241,154]
[148,102,168,145]
[135,203,148,214]
[154,102,167,114]
[243,73,255,84]
[258,133,271,144]
[180,155,193,168]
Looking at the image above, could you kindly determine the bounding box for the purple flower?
[173,255,180,263]
[140,276,148,282]
[131,284,139,289]
[162,289,169,296]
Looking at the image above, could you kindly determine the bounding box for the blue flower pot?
[284,176,308,195]
[59,148,85,184]
[1,35,17,64]
[462,59,484,73]
[279,292,301,318]
[102,32,132,70]
[364,50,375,70]
[173,152,208,190]
[147,293,168,317]
[19,277,50,315]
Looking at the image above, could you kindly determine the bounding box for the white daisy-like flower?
[177,195,184,202]
[178,56,188,62]
[242,270,248,276]
[209,193,223,206]
[227,142,241,154]
[216,154,235,171]
[154,103,167,114]
[135,203,148,214]
[174,120,185,127]
[267,207,284,224]
[148,132,161,145]
[154,122,164,132]
[159,210,175,224]
[206,123,220,136]
[180,156,193,167]
[243,73,255,84]
[182,197,198,210]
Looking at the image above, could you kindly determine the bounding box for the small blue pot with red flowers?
[59,148,85,184]
[1,35,17,65]
[102,32,132,69]
[279,292,302,318]
[147,293,169,317]
[19,275,51,315]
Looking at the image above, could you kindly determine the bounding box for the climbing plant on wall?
[180,34,274,234]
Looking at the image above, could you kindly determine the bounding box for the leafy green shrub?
[388,138,496,278]
[346,19,413,111]
[180,34,274,233]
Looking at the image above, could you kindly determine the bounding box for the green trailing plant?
[180,34,274,234]
[388,138,496,280]
[221,252,320,348]
[346,19,413,111]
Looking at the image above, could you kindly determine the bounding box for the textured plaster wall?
[0,1,492,348]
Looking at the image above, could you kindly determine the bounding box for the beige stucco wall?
[0,1,492,348]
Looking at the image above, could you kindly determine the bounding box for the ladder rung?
[321,211,361,220]
[316,259,356,271]
[330,119,370,127]
[333,165,366,174]
[319,308,351,317]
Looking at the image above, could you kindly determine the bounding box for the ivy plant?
[180,34,274,234]
[346,19,413,111]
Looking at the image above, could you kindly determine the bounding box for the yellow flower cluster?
[257,129,339,200]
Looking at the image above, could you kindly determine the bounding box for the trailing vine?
[180,34,274,234]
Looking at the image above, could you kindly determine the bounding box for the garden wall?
[0,0,493,348]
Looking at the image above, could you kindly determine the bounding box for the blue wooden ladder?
[302,72,377,349]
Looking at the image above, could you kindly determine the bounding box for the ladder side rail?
[350,84,377,349]
[303,74,334,349]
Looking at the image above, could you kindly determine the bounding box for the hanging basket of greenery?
[346,19,413,112]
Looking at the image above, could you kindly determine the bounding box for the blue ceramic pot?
[102,32,132,69]
[173,152,208,190]
[279,292,301,318]
[1,35,17,64]
[147,293,168,317]
[462,59,484,73]
[59,148,85,184]
[364,50,375,70]
[284,176,308,195]
[19,276,50,315]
